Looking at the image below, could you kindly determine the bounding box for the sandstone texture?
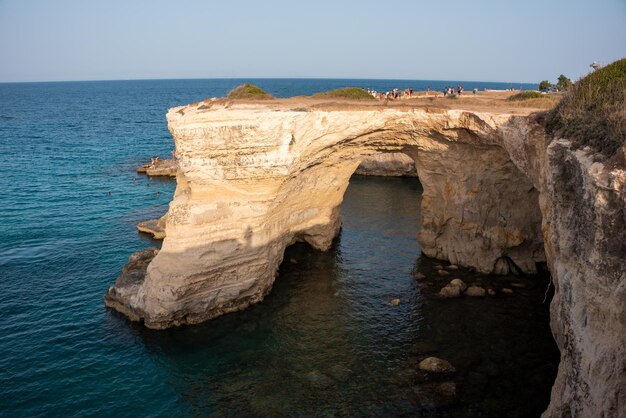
[354,152,418,176]
[105,99,626,417]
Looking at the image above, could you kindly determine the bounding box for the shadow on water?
[109,176,558,417]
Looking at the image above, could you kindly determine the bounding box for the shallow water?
[0,80,555,417]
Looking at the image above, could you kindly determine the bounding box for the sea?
[0,79,557,417]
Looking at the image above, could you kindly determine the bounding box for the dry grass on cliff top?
[227,83,274,100]
[312,87,375,100]
[542,58,626,160]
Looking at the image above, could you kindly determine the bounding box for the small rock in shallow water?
[449,278,467,291]
[305,370,334,389]
[437,269,450,276]
[289,258,298,264]
[393,368,419,386]
[487,288,496,296]
[435,264,444,270]
[511,282,526,288]
[414,272,426,280]
[446,265,459,270]
[465,286,486,297]
[436,382,457,397]
[439,285,461,298]
[328,364,350,382]
[418,357,456,373]
[502,288,514,294]
[390,298,401,306]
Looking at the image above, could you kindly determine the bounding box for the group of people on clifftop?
[366,84,481,101]
[443,84,464,96]
[366,87,415,100]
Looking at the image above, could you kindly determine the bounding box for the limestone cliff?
[105,100,625,417]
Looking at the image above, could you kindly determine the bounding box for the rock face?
[104,247,159,321]
[105,100,626,417]
[355,152,418,176]
[540,141,626,418]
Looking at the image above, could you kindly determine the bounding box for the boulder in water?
[418,357,456,373]
[465,286,486,297]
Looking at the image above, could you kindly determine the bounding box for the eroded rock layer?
[105,100,626,417]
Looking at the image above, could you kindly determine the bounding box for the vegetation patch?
[312,87,374,100]
[227,83,274,100]
[507,91,544,101]
[542,58,626,159]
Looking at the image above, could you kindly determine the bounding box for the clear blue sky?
[0,0,624,83]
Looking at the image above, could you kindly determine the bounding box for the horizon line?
[0,76,539,85]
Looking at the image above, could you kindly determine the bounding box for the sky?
[0,0,624,83]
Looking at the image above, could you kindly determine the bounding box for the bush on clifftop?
[507,91,544,101]
[543,58,626,159]
[313,87,375,100]
[227,83,273,100]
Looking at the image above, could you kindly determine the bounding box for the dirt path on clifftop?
[201,91,560,115]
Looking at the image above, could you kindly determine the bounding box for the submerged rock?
[418,357,456,373]
[502,288,514,294]
[439,285,461,298]
[328,364,351,382]
[465,286,486,297]
[389,298,401,306]
[437,270,450,276]
[436,381,457,397]
[304,370,334,389]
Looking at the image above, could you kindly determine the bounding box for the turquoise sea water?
[0,79,555,417]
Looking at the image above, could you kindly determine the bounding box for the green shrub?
[312,87,374,100]
[539,80,553,91]
[556,74,573,91]
[543,58,626,158]
[507,91,544,101]
[227,83,273,100]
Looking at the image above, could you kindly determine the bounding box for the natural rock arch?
[106,101,626,417]
[107,105,544,327]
